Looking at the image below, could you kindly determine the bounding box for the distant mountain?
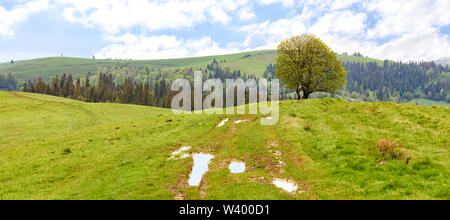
[436,57,450,66]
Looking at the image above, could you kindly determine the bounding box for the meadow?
[0,92,448,200]
[0,50,381,82]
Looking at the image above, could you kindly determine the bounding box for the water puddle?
[273,179,298,193]
[234,119,250,124]
[188,153,214,186]
[171,146,191,159]
[229,161,246,173]
[217,118,229,127]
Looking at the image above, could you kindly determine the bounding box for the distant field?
[408,99,450,108]
[0,50,382,82]
[0,92,448,200]
[0,92,169,145]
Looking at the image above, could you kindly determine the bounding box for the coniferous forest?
[342,61,450,102]
[263,60,450,103]
[20,59,450,107]
[0,73,17,91]
[22,59,261,109]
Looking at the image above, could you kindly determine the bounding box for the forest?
[342,61,450,103]
[264,60,450,103]
[19,59,450,107]
[22,59,264,109]
[0,73,17,91]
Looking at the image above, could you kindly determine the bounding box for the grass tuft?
[304,122,311,131]
[376,139,404,159]
[62,148,72,155]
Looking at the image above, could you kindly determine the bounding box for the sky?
[0,0,449,62]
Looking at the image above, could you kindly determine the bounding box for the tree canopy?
[0,73,17,91]
[276,34,346,99]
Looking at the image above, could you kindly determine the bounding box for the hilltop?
[0,92,448,200]
[0,50,381,82]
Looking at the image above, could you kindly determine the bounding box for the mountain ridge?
[0,50,381,82]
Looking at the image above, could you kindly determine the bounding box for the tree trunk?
[296,88,301,100]
[303,90,310,99]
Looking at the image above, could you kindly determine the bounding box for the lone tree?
[276,34,346,100]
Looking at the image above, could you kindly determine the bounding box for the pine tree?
[23,83,28,92]
[74,78,81,99]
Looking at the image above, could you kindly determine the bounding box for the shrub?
[376,139,404,159]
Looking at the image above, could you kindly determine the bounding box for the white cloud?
[55,0,251,33]
[258,0,295,7]
[238,6,255,21]
[238,0,450,61]
[365,0,450,38]
[209,7,232,24]
[329,0,361,10]
[309,10,367,36]
[3,0,447,62]
[0,0,50,36]
[369,30,450,61]
[95,34,240,60]
[239,15,307,48]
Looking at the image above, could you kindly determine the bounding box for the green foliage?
[0,73,17,91]
[343,61,449,103]
[275,35,347,99]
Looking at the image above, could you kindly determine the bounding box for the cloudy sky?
[0,0,449,62]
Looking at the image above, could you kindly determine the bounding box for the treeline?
[263,60,450,103]
[23,73,175,108]
[23,60,276,109]
[343,61,450,102]
[24,58,449,107]
[0,73,17,91]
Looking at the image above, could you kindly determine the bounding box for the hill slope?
[0,50,381,82]
[0,92,448,200]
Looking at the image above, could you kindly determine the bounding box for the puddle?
[266,116,273,120]
[277,160,286,167]
[172,146,191,155]
[229,161,246,173]
[217,118,229,127]
[180,154,190,159]
[273,179,298,193]
[234,119,250,124]
[188,153,214,186]
[171,146,191,159]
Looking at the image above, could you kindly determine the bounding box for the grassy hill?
[0,50,381,82]
[0,92,448,200]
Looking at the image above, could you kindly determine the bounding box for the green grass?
[0,92,448,200]
[1,50,381,82]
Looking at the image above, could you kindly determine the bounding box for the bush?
[376,139,404,159]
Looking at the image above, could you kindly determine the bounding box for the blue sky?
[0,0,449,62]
